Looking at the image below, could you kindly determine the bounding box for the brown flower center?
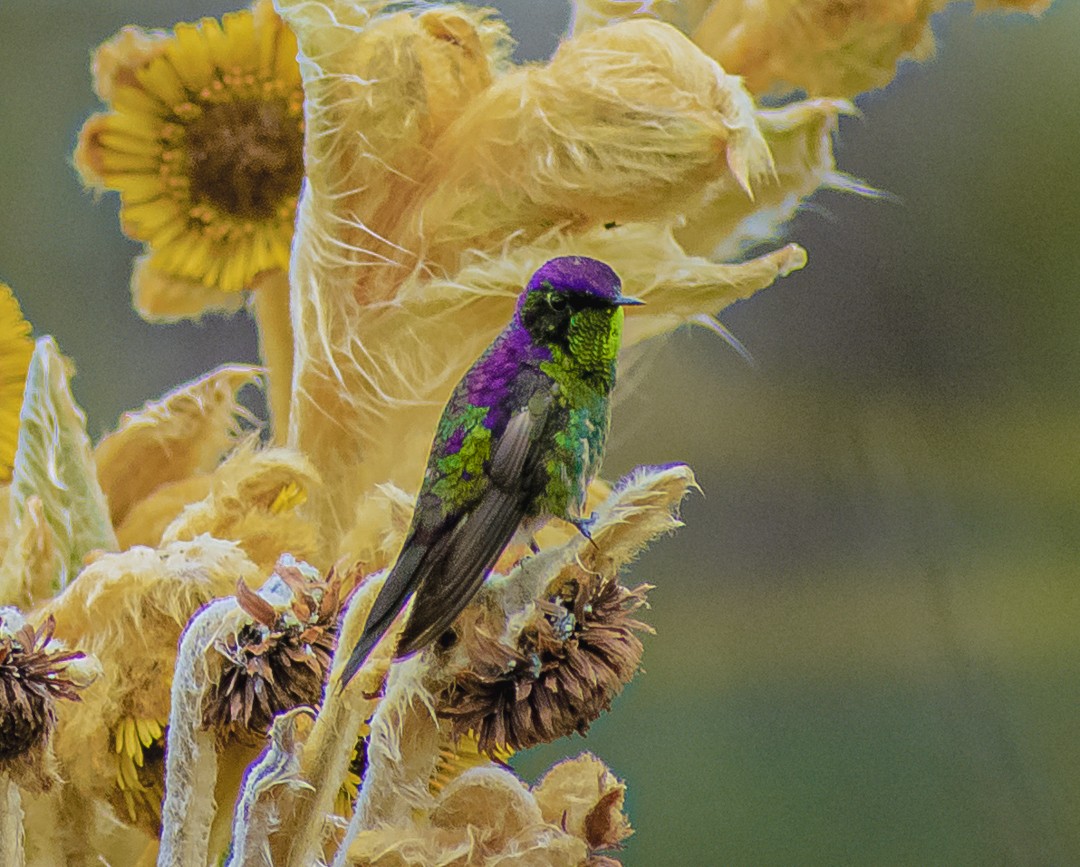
[185,99,303,219]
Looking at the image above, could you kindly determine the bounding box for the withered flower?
[438,575,653,753]
[0,612,87,783]
[204,561,343,742]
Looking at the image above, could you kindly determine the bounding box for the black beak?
[614,295,644,306]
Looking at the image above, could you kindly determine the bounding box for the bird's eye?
[547,292,567,312]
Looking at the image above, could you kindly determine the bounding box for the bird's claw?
[569,512,598,546]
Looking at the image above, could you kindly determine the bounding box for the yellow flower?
[74,0,303,298]
[0,283,33,482]
[112,715,167,824]
[431,728,514,794]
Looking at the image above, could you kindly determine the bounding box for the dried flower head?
[0,610,92,797]
[74,0,303,306]
[204,560,343,742]
[0,613,85,762]
[438,576,653,753]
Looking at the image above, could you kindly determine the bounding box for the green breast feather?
[536,306,621,517]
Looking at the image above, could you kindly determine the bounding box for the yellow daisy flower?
[74,0,303,296]
[0,283,33,481]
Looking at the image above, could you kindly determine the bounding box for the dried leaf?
[95,364,261,530]
[533,753,632,852]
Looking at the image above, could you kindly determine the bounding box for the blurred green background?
[2,2,1079,864]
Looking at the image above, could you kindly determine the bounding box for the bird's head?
[517,257,642,373]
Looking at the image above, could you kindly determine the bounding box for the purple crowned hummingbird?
[338,256,641,688]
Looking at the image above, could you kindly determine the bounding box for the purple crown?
[522,257,622,303]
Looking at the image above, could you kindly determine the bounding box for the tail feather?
[394,486,524,658]
[337,543,426,690]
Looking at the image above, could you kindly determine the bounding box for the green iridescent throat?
[539,305,623,396]
[534,305,623,517]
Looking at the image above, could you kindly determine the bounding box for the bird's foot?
[569,512,598,546]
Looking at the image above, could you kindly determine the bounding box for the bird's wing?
[394,397,552,657]
[338,394,552,687]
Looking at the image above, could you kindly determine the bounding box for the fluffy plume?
[95,365,261,538]
[403,18,774,266]
[674,99,866,260]
[574,0,1055,97]
[280,2,811,554]
[161,441,321,572]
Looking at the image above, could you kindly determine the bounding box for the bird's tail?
[336,544,426,691]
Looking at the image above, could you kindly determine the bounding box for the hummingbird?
[338,256,641,688]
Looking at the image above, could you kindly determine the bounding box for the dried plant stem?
[331,658,441,867]
[250,270,293,444]
[351,657,440,829]
[0,774,25,867]
[277,573,389,867]
[227,709,313,867]
[158,598,236,867]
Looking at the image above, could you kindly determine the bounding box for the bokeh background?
[2,2,1079,864]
